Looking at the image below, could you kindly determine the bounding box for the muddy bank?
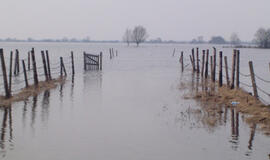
[181,80,270,136]
[0,77,66,106]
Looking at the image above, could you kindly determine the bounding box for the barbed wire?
[254,74,270,83]
[257,85,270,97]
[240,81,253,88]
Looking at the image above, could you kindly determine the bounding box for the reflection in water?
[230,108,239,150]
[178,72,268,158]
[0,106,13,158]
[41,90,50,124]
[245,124,256,157]
[248,124,256,150]
[59,82,64,103]
[70,75,75,100]
[31,95,38,132]
[22,101,27,130]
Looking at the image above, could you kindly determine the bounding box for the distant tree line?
[254,28,270,48]
[123,25,148,47]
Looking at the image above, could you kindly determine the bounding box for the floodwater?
[0,43,269,160]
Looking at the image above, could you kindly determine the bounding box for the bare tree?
[123,28,133,46]
[132,25,148,47]
[254,28,270,48]
[230,33,241,45]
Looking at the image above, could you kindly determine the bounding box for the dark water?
[0,43,269,160]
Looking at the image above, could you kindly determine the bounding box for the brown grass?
[193,82,270,136]
[0,77,66,106]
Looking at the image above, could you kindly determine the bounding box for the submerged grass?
[181,79,270,136]
[0,77,66,106]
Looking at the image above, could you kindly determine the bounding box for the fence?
[178,47,270,104]
[0,48,75,99]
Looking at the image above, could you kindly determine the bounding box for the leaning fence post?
[22,60,28,87]
[201,50,205,77]
[60,57,67,76]
[236,50,240,88]
[230,51,236,89]
[46,50,51,80]
[9,51,13,94]
[219,51,223,87]
[0,49,11,98]
[224,56,230,87]
[31,48,39,85]
[99,52,103,70]
[41,51,49,81]
[249,61,258,99]
[71,51,75,75]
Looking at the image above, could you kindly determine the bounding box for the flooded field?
[0,43,269,160]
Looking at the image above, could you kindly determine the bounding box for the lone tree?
[254,28,270,48]
[123,28,133,46]
[132,25,148,47]
[230,33,241,45]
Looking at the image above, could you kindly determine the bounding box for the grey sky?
[1,0,269,41]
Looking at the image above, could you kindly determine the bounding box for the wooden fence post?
[196,48,200,73]
[41,51,49,81]
[219,51,223,87]
[60,57,67,76]
[71,51,75,75]
[99,52,103,70]
[212,47,216,82]
[9,51,13,94]
[236,50,240,88]
[205,49,209,79]
[109,48,112,59]
[192,48,196,72]
[14,51,18,75]
[31,48,39,85]
[172,48,176,57]
[210,56,213,79]
[201,50,205,77]
[83,52,86,70]
[230,51,236,89]
[0,49,11,98]
[16,49,19,73]
[189,55,195,72]
[46,50,51,80]
[224,56,230,86]
[181,52,184,72]
[28,51,31,70]
[22,60,28,87]
[249,61,258,99]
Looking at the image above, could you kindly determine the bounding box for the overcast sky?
[0,0,269,41]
